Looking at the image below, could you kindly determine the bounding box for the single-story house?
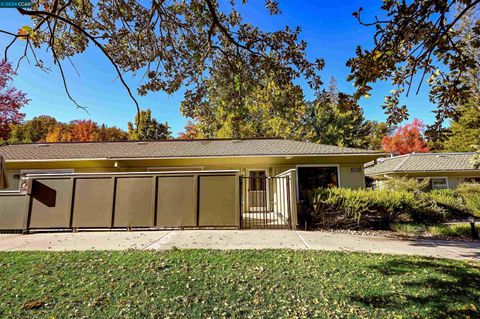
[1,138,383,192]
[0,138,383,231]
[365,152,480,190]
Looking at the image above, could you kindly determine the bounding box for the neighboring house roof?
[0,138,382,161]
[365,152,478,176]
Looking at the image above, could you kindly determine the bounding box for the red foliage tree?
[69,120,99,142]
[382,118,429,155]
[0,62,28,140]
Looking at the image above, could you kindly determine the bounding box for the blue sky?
[0,1,437,136]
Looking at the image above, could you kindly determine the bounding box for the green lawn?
[0,250,479,318]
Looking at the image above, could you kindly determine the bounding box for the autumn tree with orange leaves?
[178,121,203,140]
[45,120,128,142]
[382,119,429,155]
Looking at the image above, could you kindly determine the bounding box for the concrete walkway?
[0,230,478,261]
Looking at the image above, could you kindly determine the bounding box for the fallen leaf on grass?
[23,296,48,310]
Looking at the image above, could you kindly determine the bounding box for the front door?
[248,170,268,211]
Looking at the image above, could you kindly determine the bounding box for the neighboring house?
[0,138,383,231]
[365,152,480,190]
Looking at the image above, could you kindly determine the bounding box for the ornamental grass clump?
[304,187,449,229]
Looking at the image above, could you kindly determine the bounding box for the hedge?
[300,184,479,229]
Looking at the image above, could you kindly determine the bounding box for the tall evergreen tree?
[443,5,480,152]
[444,104,480,152]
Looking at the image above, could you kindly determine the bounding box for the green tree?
[442,6,480,152]
[444,104,480,152]
[364,121,390,150]
[181,50,308,139]
[303,79,372,148]
[471,147,480,169]
[8,115,58,143]
[128,109,171,140]
[95,124,129,141]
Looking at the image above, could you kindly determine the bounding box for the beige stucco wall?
[339,165,365,189]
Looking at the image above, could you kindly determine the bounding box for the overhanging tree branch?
[17,7,140,114]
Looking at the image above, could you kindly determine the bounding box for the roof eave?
[366,169,480,176]
[4,152,386,163]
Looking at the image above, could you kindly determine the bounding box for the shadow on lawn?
[350,258,480,318]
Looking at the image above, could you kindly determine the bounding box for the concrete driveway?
[0,230,479,261]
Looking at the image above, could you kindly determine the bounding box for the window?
[249,170,267,191]
[464,177,480,183]
[416,177,448,190]
[297,166,339,194]
[431,177,448,190]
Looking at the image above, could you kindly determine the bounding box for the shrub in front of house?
[455,183,480,217]
[427,189,470,219]
[382,176,431,193]
[301,187,473,230]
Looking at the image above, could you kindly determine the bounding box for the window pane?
[432,178,448,190]
[465,177,480,183]
[249,171,266,191]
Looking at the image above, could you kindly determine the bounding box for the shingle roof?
[365,152,479,176]
[0,139,382,161]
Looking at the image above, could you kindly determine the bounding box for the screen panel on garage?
[114,177,155,227]
[156,175,196,227]
[72,178,114,228]
[198,175,236,226]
